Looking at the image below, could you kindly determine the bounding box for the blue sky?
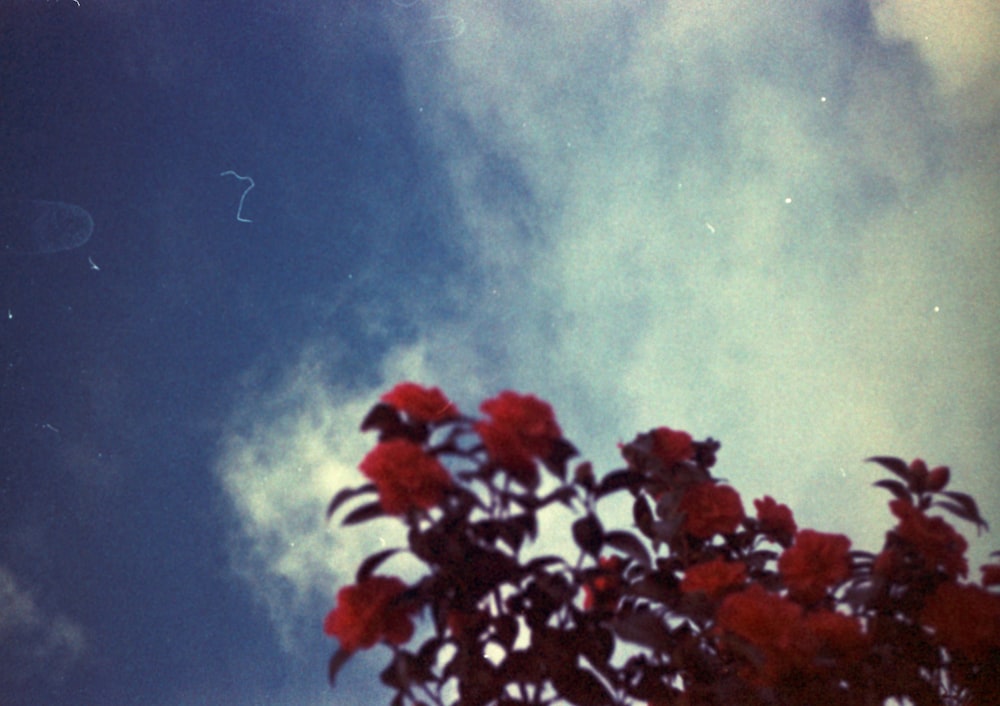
[1,1,998,704]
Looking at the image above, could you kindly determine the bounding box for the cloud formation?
[220,0,999,651]
[0,564,86,686]
[216,343,448,652]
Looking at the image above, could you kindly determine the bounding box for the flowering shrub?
[324,383,1000,705]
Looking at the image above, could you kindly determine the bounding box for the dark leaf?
[940,490,989,529]
[360,403,402,433]
[629,573,678,605]
[493,614,519,649]
[866,456,911,483]
[596,469,644,499]
[651,516,684,543]
[526,555,566,572]
[379,653,405,690]
[542,438,578,481]
[551,666,614,706]
[611,605,674,651]
[328,648,353,686]
[416,637,445,671]
[933,498,990,532]
[578,625,615,669]
[873,479,913,503]
[538,485,578,510]
[342,500,386,526]
[572,514,605,557]
[475,519,502,543]
[633,496,654,538]
[513,512,538,544]
[326,483,377,520]
[497,649,543,685]
[500,523,526,554]
[603,530,652,569]
[842,579,877,610]
[356,548,401,583]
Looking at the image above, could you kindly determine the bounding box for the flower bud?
[907,458,929,492]
[574,461,595,487]
[926,465,950,492]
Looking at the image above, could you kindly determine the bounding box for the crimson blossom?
[475,390,563,488]
[753,495,797,546]
[778,529,852,604]
[716,583,866,686]
[359,438,453,514]
[889,497,969,578]
[323,576,416,652]
[648,426,694,468]
[680,557,747,599]
[921,581,1000,660]
[677,481,745,538]
[326,386,1000,706]
[380,381,460,423]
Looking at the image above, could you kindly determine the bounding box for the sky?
[0,0,997,704]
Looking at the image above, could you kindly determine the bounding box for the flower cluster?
[324,383,1000,705]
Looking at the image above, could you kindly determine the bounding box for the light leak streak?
[220,170,255,223]
[416,15,465,45]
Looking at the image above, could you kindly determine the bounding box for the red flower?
[922,581,1000,659]
[681,558,746,599]
[679,482,745,538]
[716,584,805,683]
[778,529,851,604]
[650,427,694,467]
[889,499,968,578]
[926,465,950,492]
[754,496,797,545]
[718,585,866,685]
[380,382,459,423]
[359,439,453,514]
[583,555,625,612]
[872,549,901,580]
[324,576,415,652]
[475,391,563,487]
[801,609,868,662]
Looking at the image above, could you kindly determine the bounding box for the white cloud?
[0,564,86,683]
[872,0,1000,123]
[391,0,999,554]
[219,0,999,651]
[216,342,459,651]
